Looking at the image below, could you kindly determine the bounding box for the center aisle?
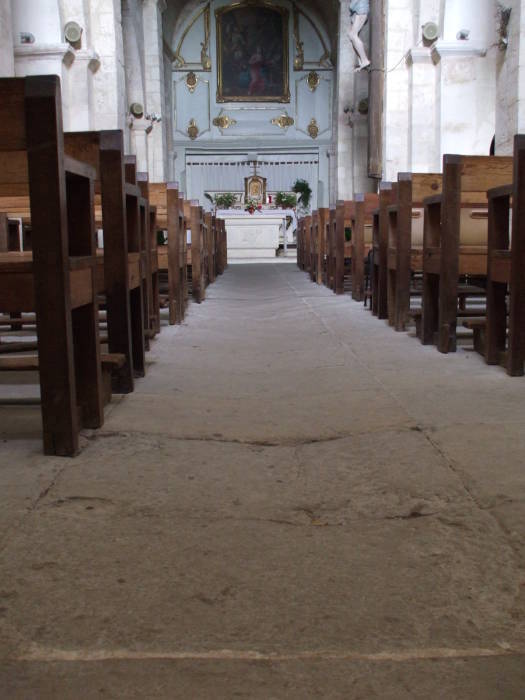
[2,263,525,698]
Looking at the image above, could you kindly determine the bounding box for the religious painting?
[216,3,290,103]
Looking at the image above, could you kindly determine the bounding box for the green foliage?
[275,191,297,208]
[214,192,237,209]
[292,179,312,208]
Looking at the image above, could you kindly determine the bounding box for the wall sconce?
[64,21,82,47]
[129,103,144,119]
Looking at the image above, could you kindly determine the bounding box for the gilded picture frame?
[216,2,290,103]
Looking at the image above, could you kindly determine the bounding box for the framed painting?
[216,2,290,103]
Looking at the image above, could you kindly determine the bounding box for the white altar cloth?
[216,209,292,263]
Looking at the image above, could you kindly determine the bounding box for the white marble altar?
[216,209,294,263]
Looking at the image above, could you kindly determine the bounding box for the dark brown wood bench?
[484,134,525,375]
[370,182,397,318]
[0,76,106,455]
[386,173,442,331]
[421,154,513,353]
[350,193,379,302]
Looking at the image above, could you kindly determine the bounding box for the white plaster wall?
[12,0,62,44]
[0,0,14,76]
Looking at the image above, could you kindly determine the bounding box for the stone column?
[383,0,414,181]
[335,0,356,201]
[432,41,496,157]
[0,0,14,76]
[58,0,101,131]
[89,0,127,133]
[407,47,439,172]
[12,0,75,83]
[142,0,168,182]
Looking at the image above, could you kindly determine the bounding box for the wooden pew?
[0,75,106,456]
[149,182,187,325]
[370,182,397,318]
[188,201,206,303]
[310,208,329,285]
[296,217,304,270]
[421,155,513,353]
[333,200,356,295]
[326,209,336,291]
[63,129,146,390]
[386,173,442,331]
[303,215,312,278]
[350,193,378,302]
[137,172,160,339]
[216,217,227,275]
[205,212,217,285]
[485,134,525,375]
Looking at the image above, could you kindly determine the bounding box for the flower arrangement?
[275,192,297,209]
[204,192,237,209]
[292,179,312,209]
[244,198,262,214]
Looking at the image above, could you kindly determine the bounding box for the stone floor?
[1,264,525,699]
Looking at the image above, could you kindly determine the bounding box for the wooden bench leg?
[421,272,439,345]
[25,76,79,455]
[72,303,104,429]
[130,286,146,377]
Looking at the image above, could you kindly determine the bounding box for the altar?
[216,208,295,263]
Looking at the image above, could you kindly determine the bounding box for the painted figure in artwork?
[248,46,266,95]
[349,0,370,71]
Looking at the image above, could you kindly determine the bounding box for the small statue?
[349,0,370,72]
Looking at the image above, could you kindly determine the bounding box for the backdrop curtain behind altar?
[184,153,319,205]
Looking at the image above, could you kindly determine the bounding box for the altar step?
[229,256,297,265]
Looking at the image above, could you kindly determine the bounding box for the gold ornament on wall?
[271,114,295,129]
[186,71,198,93]
[187,119,199,140]
[213,115,237,129]
[307,118,319,139]
[307,71,320,92]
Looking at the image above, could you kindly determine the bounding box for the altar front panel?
[218,211,286,262]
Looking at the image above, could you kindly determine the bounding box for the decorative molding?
[15,43,76,67]
[213,114,237,129]
[406,47,434,66]
[186,71,198,93]
[431,40,488,64]
[307,118,319,139]
[307,71,320,91]
[187,119,199,140]
[292,2,332,69]
[293,5,304,70]
[271,114,295,129]
[200,5,211,70]
[173,2,211,71]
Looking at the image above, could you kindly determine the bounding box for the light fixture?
[64,21,82,45]
[422,21,439,44]
[129,103,144,119]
